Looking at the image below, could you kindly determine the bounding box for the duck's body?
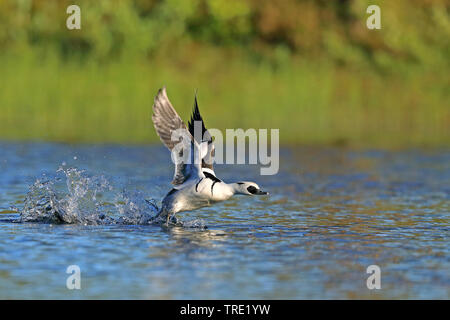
[151,87,268,225]
[161,174,233,213]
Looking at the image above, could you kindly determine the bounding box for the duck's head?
[233,181,269,196]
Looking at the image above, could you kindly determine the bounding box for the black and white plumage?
[152,87,268,225]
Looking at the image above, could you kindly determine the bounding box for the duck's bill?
[255,190,269,195]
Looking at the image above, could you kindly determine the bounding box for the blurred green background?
[0,0,448,147]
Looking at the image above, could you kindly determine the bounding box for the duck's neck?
[212,182,239,199]
[228,182,244,195]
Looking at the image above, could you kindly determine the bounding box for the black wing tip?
[188,92,207,137]
[191,93,201,120]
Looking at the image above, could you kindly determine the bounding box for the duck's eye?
[247,186,258,194]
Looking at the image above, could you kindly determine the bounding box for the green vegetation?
[0,0,448,148]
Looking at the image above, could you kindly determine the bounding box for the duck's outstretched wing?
[188,95,216,174]
[152,87,203,186]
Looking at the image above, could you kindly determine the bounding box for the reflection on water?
[0,142,448,299]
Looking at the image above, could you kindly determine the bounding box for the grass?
[0,48,448,148]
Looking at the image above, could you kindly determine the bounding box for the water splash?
[114,190,158,225]
[18,166,160,225]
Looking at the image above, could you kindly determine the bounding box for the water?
[0,142,449,299]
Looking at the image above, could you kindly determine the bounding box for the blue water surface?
[0,142,448,299]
